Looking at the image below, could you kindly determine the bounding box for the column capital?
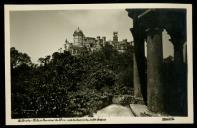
[131,27,146,41]
[145,27,163,36]
[166,27,186,46]
[169,36,185,47]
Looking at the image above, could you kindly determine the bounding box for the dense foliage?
[11,43,134,118]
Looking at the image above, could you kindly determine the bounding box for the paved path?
[93,104,134,117]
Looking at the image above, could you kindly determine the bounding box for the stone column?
[171,38,187,115]
[173,41,184,66]
[146,27,165,113]
[133,52,142,98]
[130,28,143,99]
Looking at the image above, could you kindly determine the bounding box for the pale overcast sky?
[10,9,173,63]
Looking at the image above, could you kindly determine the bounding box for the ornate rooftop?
[73,27,84,37]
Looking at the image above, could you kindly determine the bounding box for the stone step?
[93,104,135,117]
[129,104,164,117]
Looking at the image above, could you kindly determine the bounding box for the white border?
[4,4,193,125]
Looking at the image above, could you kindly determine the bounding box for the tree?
[84,68,116,90]
[11,47,32,69]
[11,42,135,118]
[101,43,116,60]
[38,55,51,66]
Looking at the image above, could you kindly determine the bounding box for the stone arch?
[126,9,187,115]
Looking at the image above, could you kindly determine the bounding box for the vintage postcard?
[4,4,193,125]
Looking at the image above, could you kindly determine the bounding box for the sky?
[10,9,173,63]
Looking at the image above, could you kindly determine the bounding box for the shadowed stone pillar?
[130,27,146,100]
[133,52,142,98]
[170,37,187,115]
[173,40,184,66]
[131,28,143,98]
[146,27,165,113]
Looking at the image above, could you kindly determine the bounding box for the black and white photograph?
[4,4,193,125]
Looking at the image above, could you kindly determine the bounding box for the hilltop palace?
[64,27,132,55]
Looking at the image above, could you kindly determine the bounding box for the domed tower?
[73,27,84,46]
